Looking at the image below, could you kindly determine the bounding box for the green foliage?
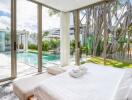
[42,39,60,51]
[81,46,87,54]
[28,39,60,52]
[43,31,49,37]
[50,39,60,49]
[19,43,24,49]
[85,35,94,55]
[116,28,122,40]
[70,40,75,48]
[88,57,132,68]
[70,40,75,55]
[42,40,49,51]
[128,23,132,34]
[96,40,104,56]
[28,44,37,50]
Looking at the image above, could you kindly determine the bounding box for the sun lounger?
[34,63,132,100]
[13,66,66,100]
[13,73,52,100]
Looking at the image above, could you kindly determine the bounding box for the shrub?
[42,40,50,51]
[50,39,60,49]
[28,44,37,50]
[19,43,24,49]
[70,40,75,55]
[96,40,104,56]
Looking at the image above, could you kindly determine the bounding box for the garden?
[28,39,60,54]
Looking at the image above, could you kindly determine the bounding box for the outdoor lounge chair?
[13,73,52,100]
[33,63,132,100]
[13,66,65,100]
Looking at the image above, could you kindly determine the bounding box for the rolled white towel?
[72,67,80,73]
[79,66,87,74]
[69,67,86,78]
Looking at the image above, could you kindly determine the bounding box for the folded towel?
[79,66,87,74]
[69,69,83,78]
[72,67,80,73]
[69,66,87,78]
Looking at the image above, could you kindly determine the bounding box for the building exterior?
[17,30,29,51]
[0,29,10,52]
[43,25,77,41]
[43,25,85,45]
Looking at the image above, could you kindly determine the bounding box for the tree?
[70,40,75,55]
[43,31,49,37]
[42,40,50,51]
[128,23,132,34]
[28,44,37,50]
[50,39,60,49]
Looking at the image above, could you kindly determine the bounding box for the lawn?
[87,57,132,68]
[28,49,47,54]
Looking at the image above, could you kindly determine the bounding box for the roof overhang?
[29,0,106,12]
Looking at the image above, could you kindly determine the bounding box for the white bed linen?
[34,63,130,100]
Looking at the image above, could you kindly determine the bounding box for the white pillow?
[47,66,65,75]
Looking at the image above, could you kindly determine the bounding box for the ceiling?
[30,0,105,12]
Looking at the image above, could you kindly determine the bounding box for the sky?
[0,0,61,33]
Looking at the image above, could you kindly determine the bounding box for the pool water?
[17,52,60,66]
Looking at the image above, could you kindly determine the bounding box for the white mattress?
[34,63,129,100]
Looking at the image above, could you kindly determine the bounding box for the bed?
[34,63,132,100]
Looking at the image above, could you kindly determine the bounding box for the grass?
[27,49,48,54]
[28,49,38,53]
[27,50,132,68]
[87,57,132,68]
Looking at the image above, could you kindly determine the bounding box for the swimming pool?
[17,52,60,66]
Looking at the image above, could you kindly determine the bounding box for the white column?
[60,12,70,67]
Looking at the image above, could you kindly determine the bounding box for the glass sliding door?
[17,0,38,77]
[70,13,75,65]
[42,7,60,68]
[0,0,11,81]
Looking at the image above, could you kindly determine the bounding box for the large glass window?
[42,7,60,68]
[17,0,38,76]
[79,0,132,67]
[0,0,11,80]
[70,13,75,65]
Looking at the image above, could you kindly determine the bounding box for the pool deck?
[2,64,39,78]
[0,54,44,80]
[0,53,76,80]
